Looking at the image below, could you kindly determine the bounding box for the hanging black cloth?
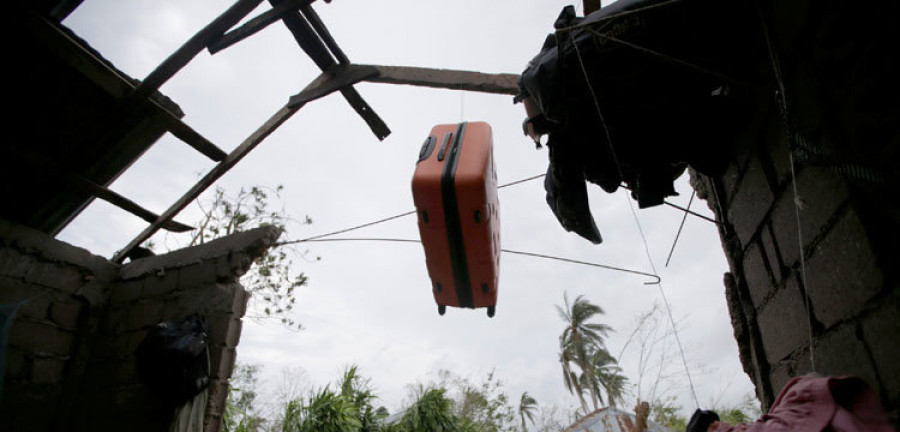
[135,314,210,408]
[516,0,756,242]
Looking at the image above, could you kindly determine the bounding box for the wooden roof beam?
[362,65,520,96]
[133,0,264,97]
[271,0,391,140]
[207,0,310,55]
[112,64,374,263]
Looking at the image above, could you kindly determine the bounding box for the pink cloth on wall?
[710,376,893,432]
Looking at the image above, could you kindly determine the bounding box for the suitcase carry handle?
[418,135,437,163]
[437,131,453,161]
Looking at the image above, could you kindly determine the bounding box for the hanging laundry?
[412,122,501,318]
[515,0,760,243]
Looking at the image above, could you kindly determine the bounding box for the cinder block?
[209,347,236,380]
[769,361,793,396]
[770,166,849,269]
[110,280,143,304]
[17,296,50,320]
[178,264,218,289]
[31,357,66,384]
[232,287,250,317]
[224,319,243,349]
[206,315,236,347]
[4,346,25,379]
[764,126,793,189]
[126,301,165,331]
[813,322,880,394]
[162,283,237,320]
[50,301,83,331]
[206,378,230,416]
[0,247,37,279]
[757,276,811,362]
[742,240,775,308]
[141,269,179,298]
[760,225,785,283]
[24,262,83,294]
[0,276,37,304]
[860,298,900,408]
[8,320,75,356]
[727,157,775,246]
[214,253,254,283]
[804,209,883,328]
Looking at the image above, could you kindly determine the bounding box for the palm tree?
[582,349,628,408]
[518,392,538,431]
[557,292,612,412]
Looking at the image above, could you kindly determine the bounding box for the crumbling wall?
[0,218,114,431]
[693,0,899,423]
[0,218,280,431]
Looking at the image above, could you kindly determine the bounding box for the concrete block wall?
[1,219,280,431]
[691,1,900,424]
[0,218,114,431]
[701,140,898,421]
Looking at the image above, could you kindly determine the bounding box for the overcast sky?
[59,0,755,421]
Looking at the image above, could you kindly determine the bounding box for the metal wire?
[570,32,701,410]
[294,237,662,285]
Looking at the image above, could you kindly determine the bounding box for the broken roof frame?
[103,0,519,263]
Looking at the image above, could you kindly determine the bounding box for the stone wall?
[693,0,899,423]
[0,219,280,431]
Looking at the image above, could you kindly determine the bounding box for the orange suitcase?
[412,122,501,317]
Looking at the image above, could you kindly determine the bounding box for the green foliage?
[397,388,460,432]
[718,408,751,425]
[453,371,515,432]
[293,387,362,432]
[649,396,687,432]
[711,394,761,426]
[192,185,313,330]
[276,365,389,432]
[224,363,264,432]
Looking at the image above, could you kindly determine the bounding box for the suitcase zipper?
[440,122,474,308]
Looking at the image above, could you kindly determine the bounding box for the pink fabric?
[710,376,893,432]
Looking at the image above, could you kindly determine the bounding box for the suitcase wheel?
[438,304,446,316]
[487,306,495,318]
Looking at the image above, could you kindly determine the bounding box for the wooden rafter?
[363,65,519,96]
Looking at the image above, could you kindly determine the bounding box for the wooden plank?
[112,67,354,262]
[134,0,264,97]
[298,3,349,64]
[272,0,391,140]
[362,65,520,96]
[112,104,298,263]
[287,64,379,108]
[207,0,310,55]
[156,104,228,161]
[27,12,227,162]
[10,147,193,233]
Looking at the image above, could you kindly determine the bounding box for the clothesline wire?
[581,27,752,87]
[276,174,544,247]
[570,31,702,410]
[277,172,717,249]
[756,0,816,372]
[294,237,661,285]
[665,190,695,267]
